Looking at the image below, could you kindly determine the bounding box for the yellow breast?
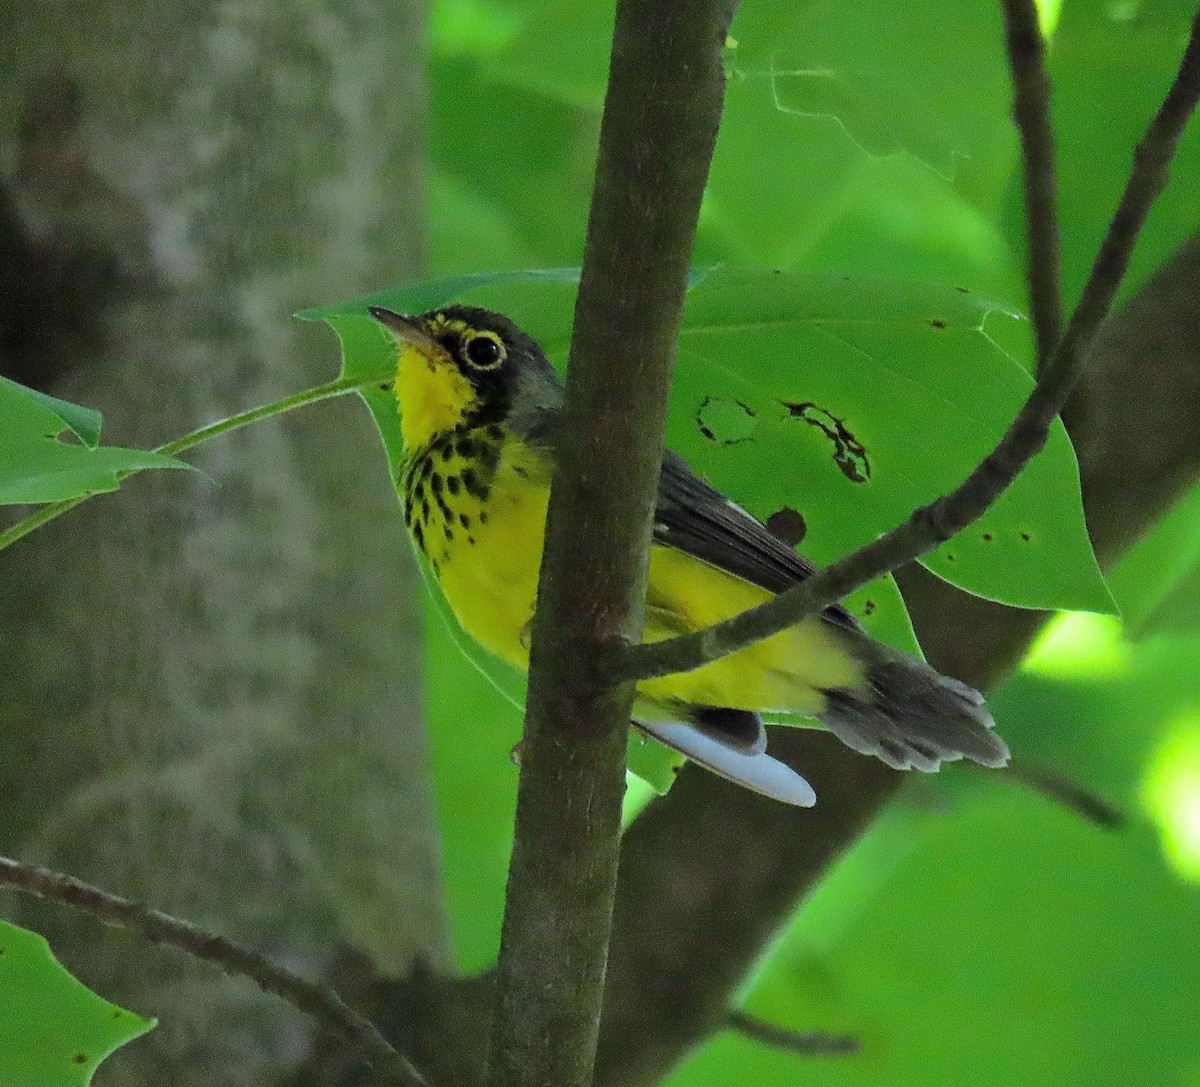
[395,343,480,452]
[404,427,552,668]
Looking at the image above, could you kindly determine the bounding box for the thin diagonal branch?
[0,856,428,1087]
[1003,759,1124,829]
[726,1011,860,1057]
[605,9,1200,687]
[1000,0,1062,370]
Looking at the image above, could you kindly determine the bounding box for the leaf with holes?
[0,920,154,1087]
[0,378,189,505]
[671,269,1112,613]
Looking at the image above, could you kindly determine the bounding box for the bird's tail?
[818,631,1009,773]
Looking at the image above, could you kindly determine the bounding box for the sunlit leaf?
[0,921,154,1087]
[1022,612,1130,681]
[1142,714,1200,882]
[669,788,1200,1087]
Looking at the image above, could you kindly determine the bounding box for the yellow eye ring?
[463,332,506,371]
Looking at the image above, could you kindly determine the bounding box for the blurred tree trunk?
[0,3,442,1085]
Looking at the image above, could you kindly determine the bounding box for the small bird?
[370,303,1009,806]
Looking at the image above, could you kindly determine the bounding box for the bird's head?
[370,303,561,451]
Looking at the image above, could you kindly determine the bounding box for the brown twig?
[484,3,738,1087]
[1000,0,1062,371]
[605,9,1200,687]
[0,856,428,1087]
[726,1010,860,1058]
[1004,759,1124,829]
[1069,8,1200,345]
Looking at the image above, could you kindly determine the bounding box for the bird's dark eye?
[463,333,505,370]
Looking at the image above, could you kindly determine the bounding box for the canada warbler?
[370,303,1008,806]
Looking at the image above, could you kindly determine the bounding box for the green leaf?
[0,379,189,505]
[699,0,1023,288]
[1104,481,1200,637]
[0,921,154,1087]
[1,379,104,449]
[723,2,1013,185]
[670,269,1113,614]
[668,789,1200,1087]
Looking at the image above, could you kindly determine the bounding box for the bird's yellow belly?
[637,549,861,716]
[434,460,548,668]
[426,455,863,719]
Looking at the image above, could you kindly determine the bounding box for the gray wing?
[653,451,860,630]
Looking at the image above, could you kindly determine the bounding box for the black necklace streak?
[402,422,502,570]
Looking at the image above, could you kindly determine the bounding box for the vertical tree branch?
[485,3,738,1087]
[1000,0,1062,370]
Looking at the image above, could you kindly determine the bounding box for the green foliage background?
[417,0,1200,1082]
[3,0,1200,1083]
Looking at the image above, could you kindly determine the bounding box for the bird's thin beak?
[368,306,442,358]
